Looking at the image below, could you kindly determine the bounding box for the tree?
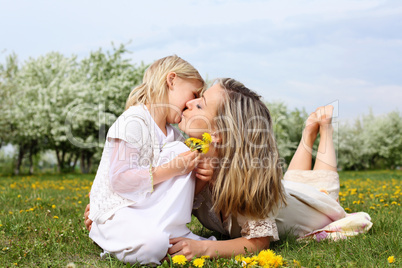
[266,101,308,168]
[66,43,147,173]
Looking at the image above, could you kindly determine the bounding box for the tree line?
[0,45,400,174]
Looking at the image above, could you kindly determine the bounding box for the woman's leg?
[287,110,320,171]
[313,105,337,171]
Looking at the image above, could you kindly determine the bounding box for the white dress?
[193,170,372,242]
[89,108,211,265]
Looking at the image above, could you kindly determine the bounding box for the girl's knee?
[115,231,170,265]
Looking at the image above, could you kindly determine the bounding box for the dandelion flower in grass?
[172,255,187,265]
[52,205,56,209]
[293,259,301,267]
[257,249,284,268]
[388,256,395,264]
[53,216,59,219]
[193,258,205,267]
[235,254,244,262]
[201,255,210,259]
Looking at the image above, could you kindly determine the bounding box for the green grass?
[0,170,400,267]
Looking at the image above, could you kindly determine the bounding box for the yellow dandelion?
[345,208,352,212]
[257,249,276,267]
[36,197,41,201]
[202,132,212,143]
[391,201,397,205]
[293,259,301,267]
[172,255,187,265]
[201,255,210,259]
[53,216,59,219]
[9,211,13,215]
[52,205,56,209]
[388,256,395,264]
[184,133,211,154]
[242,256,252,265]
[235,254,244,262]
[193,258,205,267]
[0,224,3,227]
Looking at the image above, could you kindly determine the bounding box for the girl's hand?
[167,237,208,260]
[84,204,92,231]
[195,157,214,182]
[153,150,200,184]
[170,150,200,176]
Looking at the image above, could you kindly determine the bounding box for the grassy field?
[0,170,400,267]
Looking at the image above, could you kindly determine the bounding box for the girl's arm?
[109,139,199,200]
[152,150,200,184]
[168,236,270,259]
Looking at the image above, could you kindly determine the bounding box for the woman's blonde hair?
[212,78,286,219]
[125,55,205,110]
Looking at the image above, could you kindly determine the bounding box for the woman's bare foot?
[315,105,334,135]
[302,110,320,150]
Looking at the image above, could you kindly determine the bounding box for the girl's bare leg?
[287,111,319,171]
[313,105,337,171]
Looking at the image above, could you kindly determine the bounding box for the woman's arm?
[168,236,270,260]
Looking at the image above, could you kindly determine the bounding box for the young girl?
[88,55,209,265]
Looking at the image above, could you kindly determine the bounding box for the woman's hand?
[84,203,92,231]
[194,157,214,195]
[167,236,271,260]
[195,157,214,182]
[167,237,208,260]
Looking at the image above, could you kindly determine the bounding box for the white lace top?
[193,186,279,241]
[89,105,184,224]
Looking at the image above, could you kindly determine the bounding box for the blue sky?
[1,0,401,121]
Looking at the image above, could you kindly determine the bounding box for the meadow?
[0,170,400,267]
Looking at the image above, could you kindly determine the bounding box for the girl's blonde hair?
[125,55,205,110]
[212,78,286,219]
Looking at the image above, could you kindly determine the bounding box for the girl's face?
[178,83,225,139]
[167,75,203,125]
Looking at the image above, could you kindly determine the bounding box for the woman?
[85,78,372,260]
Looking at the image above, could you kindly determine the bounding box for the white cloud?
[0,0,401,120]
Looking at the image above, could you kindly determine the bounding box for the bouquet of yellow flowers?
[184,133,212,154]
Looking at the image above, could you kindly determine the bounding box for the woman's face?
[178,83,225,139]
